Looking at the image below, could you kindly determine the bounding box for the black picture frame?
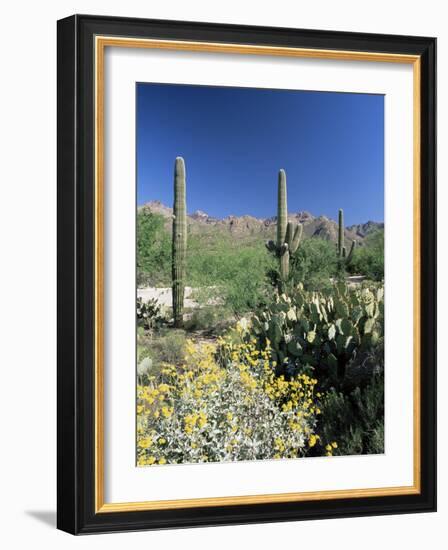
[57,14,436,535]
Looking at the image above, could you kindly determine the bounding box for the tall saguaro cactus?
[337,208,355,264]
[172,157,187,327]
[266,169,303,285]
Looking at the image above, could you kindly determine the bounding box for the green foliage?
[137,214,274,317]
[139,328,187,373]
[137,210,171,286]
[172,157,187,327]
[184,305,232,334]
[136,209,383,301]
[348,229,384,281]
[317,374,384,455]
[289,237,339,290]
[250,281,384,388]
[265,169,303,285]
[188,233,274,315]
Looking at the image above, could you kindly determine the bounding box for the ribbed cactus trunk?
[338,208,344,256]
[277,170,288,247]
[265,169,303,293]
[172,157,187,327]
[337,208,355,266]
[277,169,290,281]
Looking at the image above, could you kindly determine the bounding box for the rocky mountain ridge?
[140,200,384,244]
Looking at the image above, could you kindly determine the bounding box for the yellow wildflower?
[198,413,207,428]
[161,406,173,418]
[138,437,152,449]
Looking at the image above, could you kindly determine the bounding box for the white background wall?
[0,0,444,547]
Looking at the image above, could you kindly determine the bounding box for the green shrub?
[137,213,274,315]
[137,210,171,286]
[151,329,186,365]
[187,234,274,315]
[289,237,339,291]
[184,305,233,334]
[348,229,384,281]
[138,329,187,379]
[317,373,384,455]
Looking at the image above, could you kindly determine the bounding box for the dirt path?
[138,286,199,309]
[138,286,223,310]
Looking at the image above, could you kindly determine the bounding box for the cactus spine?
[172,157,187,327]
[337,208,355,264]
[266,169,303,285]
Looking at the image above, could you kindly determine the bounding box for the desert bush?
[139,329,187,374]
[137,215,274,314]
[188,234,274,315]
[137,338,335,465]
[137,210,171,286]
[317,373,384,455]
[348,229,384,281]
[289,237,339,290]
[184,305,233,334]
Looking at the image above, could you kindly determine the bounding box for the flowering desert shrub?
[137,337,329,466]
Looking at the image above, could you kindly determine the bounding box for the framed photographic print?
[57,14,436,534]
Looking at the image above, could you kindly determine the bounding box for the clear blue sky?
[137,83,384,225]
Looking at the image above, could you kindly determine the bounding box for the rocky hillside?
[140,200,383,245]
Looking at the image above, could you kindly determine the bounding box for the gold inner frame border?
[94,36,421,513]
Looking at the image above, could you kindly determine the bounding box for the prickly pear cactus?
[266,169,303,284]
[251,282,384,384]
[172,157,187,327]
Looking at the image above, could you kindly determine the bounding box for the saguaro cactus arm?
[346,240,356,263]
[337,208,356,265]
[172,157,187,327]
[284,222,293,250]
[289,224,303,254]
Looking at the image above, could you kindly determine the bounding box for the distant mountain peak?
[141,200,173,216]
[190,209,209,220]
[347,220,384,238]
[295,210,315,222]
